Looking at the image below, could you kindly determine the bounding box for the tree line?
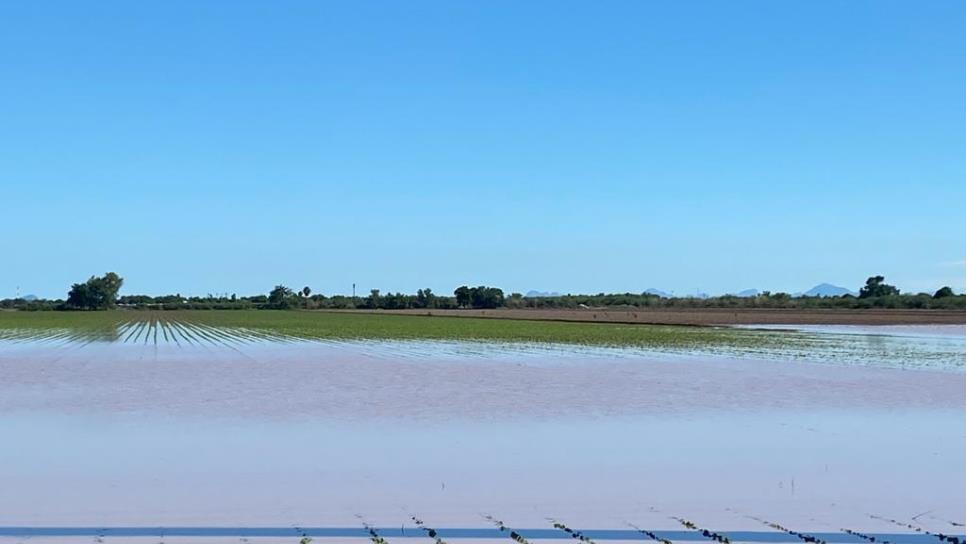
[265,284,505,310]
[2,273,964,311]
[506,276,964,310]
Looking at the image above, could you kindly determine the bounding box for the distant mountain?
[802,283,856,297]
[525,290,561,298]
[643,288,671,297]
[22,294,38,301]
[733,289,760,298]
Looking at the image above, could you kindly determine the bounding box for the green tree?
[66,282,91,309]
[423,287,436,308]
[416,289,426,308]
[506,292,525,309]
[454,286,471,308]
[416,288,437,309]
[299,286,313,308]
[469,285,504,309]
[268,285,293,308]
[934,286,955,298]
[858,275,900,298]
[366,289,381,309]
[66,272,124,310]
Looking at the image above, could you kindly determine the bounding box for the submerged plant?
[745,514,826,544]
[356,516,389,544]
[484,514,532,544]
[411,515,447,544]
[294,525,312,544]
[548,518,596,544]
[627,522,674,544]
[869,514,962,544]
[671,516,730,544]
[842,527,892,544]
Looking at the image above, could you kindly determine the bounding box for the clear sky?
[2,1,965,299]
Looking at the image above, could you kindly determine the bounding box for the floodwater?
[1,323,965,544]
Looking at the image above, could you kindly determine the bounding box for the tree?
[858,276,900,298]
[423,288,436,308]
[66,282,90,309]
[268,285,293,308]
[453,285,504,308]
[66,272,124,310]
[454,286,471,308]
[934,286,955,298]
[416,289,426,308]
[469,286,504,309]
[416,288,437,309]
[506,292,525,309]
[298,286,313,308]
[366,289,381,309]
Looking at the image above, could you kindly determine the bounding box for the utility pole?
[352,283,356,298]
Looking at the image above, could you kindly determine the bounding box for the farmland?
[0,309,782,350]
[339,307,966,325]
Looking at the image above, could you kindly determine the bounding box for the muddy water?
[1,325,965,542]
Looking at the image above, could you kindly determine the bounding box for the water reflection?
[0,411,963,529]
[2,320,966,371]
[3,321,966,533]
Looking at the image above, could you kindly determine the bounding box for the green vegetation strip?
[0,309,795,350]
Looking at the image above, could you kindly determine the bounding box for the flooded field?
[1,315,964,543]
[3,314,966,371]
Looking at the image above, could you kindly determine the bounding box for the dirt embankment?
[327,307,966,326]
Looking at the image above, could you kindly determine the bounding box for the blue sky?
[2,1,965,298]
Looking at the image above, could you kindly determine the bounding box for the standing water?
[1,320,965,543]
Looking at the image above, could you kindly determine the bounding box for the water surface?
[1,324,964,541]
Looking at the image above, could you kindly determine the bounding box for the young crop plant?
[627,522,674,544]
[745,515,826,544]
[548,519,596,544]
[869,514,962,544]
[356,517,389,544]
[671,517,730,544]
[411,516,447,544]
[842,527,892,544]
[484,514,532,544]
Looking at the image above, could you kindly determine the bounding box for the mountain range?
[799,283,857,297]
[525,290,562,298]
[733,289,760,297]
[524,283,857,298]
[643,288,671,297]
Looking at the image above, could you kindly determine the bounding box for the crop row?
[870,514,962,544]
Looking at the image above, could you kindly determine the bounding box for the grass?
[0,309,789,349]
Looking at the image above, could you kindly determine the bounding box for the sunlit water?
[3,320,966,370]
[1,323,965,543]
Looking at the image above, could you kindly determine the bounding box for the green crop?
[0,309,787,350]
